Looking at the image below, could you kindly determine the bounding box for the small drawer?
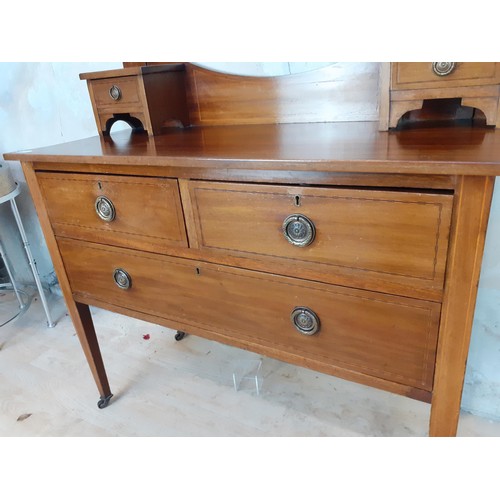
[392,62,500,90]
[81,65,190,136]
[38,172,187,253]
[59,238,441,392]
[89,76,142,110]
[183,181,453,301]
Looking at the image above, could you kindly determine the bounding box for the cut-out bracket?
[379,62,500,130]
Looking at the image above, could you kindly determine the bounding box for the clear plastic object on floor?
[232,356,264,396]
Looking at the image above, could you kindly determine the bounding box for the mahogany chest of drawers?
[6,64,500,436]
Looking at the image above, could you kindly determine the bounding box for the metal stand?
[0,239,34,327]
[0,240,24,309]
[0,184,55,327]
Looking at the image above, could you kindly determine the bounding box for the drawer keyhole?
[294,195,301,207]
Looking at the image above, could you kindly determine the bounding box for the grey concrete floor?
[1,289,500,437]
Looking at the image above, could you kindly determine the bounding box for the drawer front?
[38,172,187,252]
[184,181,453,300]
[59,238,441,391]
[392,62,500,90]
[90,76,142,110]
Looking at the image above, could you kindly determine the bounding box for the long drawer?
[58,237,441,391]
[38,172,187,253]
[183,181,453,300]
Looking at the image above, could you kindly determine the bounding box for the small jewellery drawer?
[184,181,453,301]
[80,64,190,136]
[38,172,187,253]
[59,238,441,392]
[392,62,500,90]
[90,76,142,110]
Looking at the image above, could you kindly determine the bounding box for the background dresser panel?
[185,64,376,126]
[58,237,440,393]
[183,181,453,301]
[38,172,187,253]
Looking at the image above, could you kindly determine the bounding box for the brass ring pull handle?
[432,62,456,77]
[95,196,116,222]
[113,268,131,290]
[291,307,320,335]
[109,85,122,101]
[282,214,316,247]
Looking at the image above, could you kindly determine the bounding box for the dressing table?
[5,63,500,436]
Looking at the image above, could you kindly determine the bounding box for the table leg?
[430,176,494,436]
[73,301,113,407]
[20,161,113,407]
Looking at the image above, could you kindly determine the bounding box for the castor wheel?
[97,394,113,409]
[175,330,187,341]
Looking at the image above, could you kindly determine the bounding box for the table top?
[5,121,500,176]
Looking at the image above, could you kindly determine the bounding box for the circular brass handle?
[432,62,456,77]
[291,307,320,336]
[109,85,122,101]
[282,214,316,247]
[95,196,116,222]
[113,268,131,290]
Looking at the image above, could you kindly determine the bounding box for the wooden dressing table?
[5,64,500,436]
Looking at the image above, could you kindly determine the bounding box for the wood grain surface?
[430,176,495,436]
[6,122,500,176]
[184,181,453,301]
[37,172,187,252]
[58,237,441,394]
[392,62,500,90]
[185,63,375,126]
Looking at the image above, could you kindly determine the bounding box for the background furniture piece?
[379,62,500,130]
[6,63,500,436]
[0,183,55,328]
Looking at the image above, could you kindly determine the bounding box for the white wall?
[462,180,500,419]
[1,62,499,420]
